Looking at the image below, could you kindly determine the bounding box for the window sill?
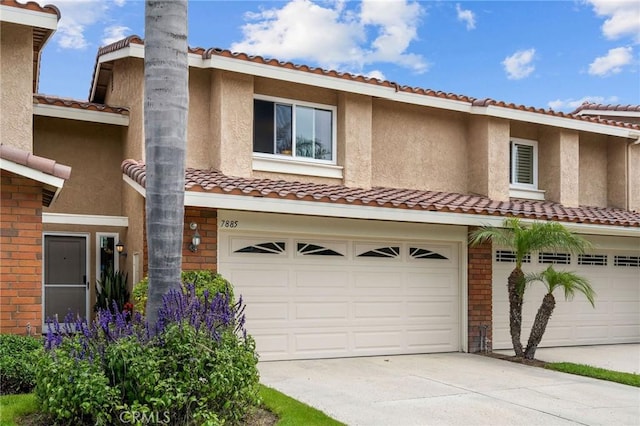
[252,155,344,179]
[509,186,545,201]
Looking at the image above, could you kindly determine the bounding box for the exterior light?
[189,222,201,252]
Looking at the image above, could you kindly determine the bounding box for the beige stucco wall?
[121,183,145,285]
[187,68,212,169]
[104,58,145,161]
[629,142,640,212]
[607,137,627,209]
[254,77,337,106]
[1,23,33,151]
[539,128,579,207]
[210,70,254,176]
[371,100,467,193]
[338,92,372,188]
[34,116,124,215]
[467,116,510,201]
[578,133,608,207]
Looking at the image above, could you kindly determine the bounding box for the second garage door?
[219,218,462,361]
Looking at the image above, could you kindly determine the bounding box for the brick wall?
[142,206,219,275]
[467,228,492,353]
[0,171,43,335]
[182,207,218,272]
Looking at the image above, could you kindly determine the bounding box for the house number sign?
[219,220,239,229]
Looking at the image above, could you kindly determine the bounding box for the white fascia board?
[201,55,472,113]
[0,5,58,30]
[184,191,640,237]
[0,158,65,188]
[123,174,146,197]
[472,105,639,139]
[34,104,129,126]
[43,213,128,227]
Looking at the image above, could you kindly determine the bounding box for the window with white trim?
[253,95,336,163]
[510,138,538,189]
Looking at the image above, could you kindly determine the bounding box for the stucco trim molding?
[42,213,129,227]
[509,187,545,201]
[34,104,130,126]
[252,156,344,179]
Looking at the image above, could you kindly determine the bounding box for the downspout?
[628,135,640,211]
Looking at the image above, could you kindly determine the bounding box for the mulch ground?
[478,351,548,369]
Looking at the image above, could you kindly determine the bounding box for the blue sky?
[37,0,639,112]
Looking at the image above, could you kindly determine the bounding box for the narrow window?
[510,138,537,189]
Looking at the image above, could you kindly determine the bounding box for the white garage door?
[218,216,463,361]
[492,237,640,349]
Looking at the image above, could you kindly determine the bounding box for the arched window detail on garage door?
[297,243,344,256]
[357,246,400,258]
[235,242,286,254]
[409,247,448,260]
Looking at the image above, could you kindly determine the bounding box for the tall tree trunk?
[524,293,556,359]
[144,0,188,330]
[508,267,525,357]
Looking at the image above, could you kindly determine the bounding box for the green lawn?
[0,386,344,426]
[545,362,640,387]
[0,394,38,426]
[259,385,345,426]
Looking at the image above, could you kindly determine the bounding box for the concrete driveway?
[259,353,640,426]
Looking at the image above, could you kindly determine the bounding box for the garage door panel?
[221,231,461,360]
[295,302,348,320]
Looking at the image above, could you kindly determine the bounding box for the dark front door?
[44,235,88,326]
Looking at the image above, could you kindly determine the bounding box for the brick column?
[0,171,43,335]
[467,229,492,353]
[182,207,218,272]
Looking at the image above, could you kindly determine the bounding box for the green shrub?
[132,270,233,315]
[95,268,130,312]
[0,334,41,395]
[36,284,259,425]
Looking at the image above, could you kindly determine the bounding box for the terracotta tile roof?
[571,102,640,115]
[1,144,71,180]
[34,94,129,115]
[1,144,71,206]
[121,159,640,228]
[92,36,640,132]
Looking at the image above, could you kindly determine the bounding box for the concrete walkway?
[259,353,640,426]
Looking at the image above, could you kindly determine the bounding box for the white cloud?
[36,0,126,49]
[588,46,633,76]
[585,0,640,42]
[102,25,131,46]
[455,4,476,30]
[365,70,386,81]
[502,48,536,80]
[231,0,427,76]
[547,95,620,111]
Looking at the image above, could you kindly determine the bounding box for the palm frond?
[526,266,595,307]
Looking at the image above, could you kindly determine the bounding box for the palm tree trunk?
[508,267,525,357]
[144,0,189,330]
[524,293,556,360]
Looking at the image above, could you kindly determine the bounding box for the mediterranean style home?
[1,0,639,361]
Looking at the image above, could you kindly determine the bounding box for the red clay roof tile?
[0,0,60,18]
[1,144,71,180]
[571,102,640,115]
[121,159,640,228]
[34,94,129,115]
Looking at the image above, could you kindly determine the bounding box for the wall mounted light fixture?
[189,222,201,252]
[116,240,127,257]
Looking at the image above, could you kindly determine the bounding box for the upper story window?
[253,95,336,164]
[510,138,538,189]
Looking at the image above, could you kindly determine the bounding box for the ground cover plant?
[35,284,259,425]
[0,334,41,395]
